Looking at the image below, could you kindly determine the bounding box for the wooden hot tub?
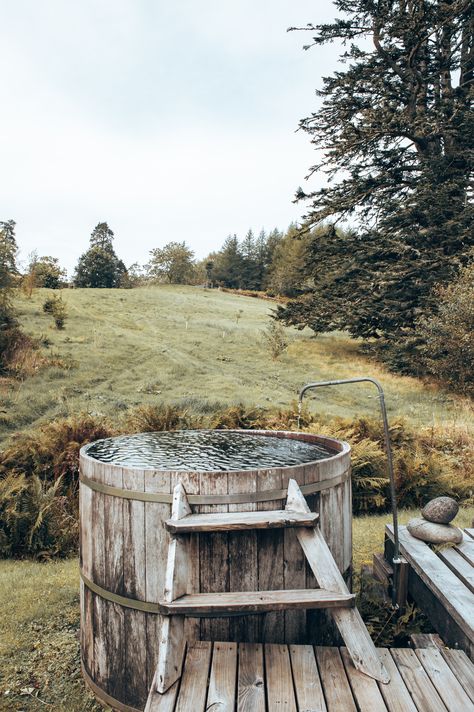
[79,429,351,710]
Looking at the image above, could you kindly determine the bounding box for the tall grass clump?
[1,405,473,558]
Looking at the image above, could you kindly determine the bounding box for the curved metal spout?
[298,377,401,604]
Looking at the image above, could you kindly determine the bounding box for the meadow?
[2,285,472,444]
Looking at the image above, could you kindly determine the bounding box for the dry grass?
[2,286,472,445]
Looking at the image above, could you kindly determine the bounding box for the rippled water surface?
[85,430,337,471]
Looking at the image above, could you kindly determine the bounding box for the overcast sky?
[1,1,341,275]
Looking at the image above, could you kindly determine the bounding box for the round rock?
[407,517,463,545]
[422,496,459,524]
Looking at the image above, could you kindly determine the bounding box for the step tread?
[159,588,355,616]
[165,509,319,533]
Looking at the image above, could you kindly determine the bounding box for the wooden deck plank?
[415,648,474,712]
[289,644,327,712]
[340,647,388,710]
[175,641,212,712]
[166,509,318,533]
[386,525,474,643]
[315,647,357,712]
[265,644,297,712]
[390,648,448,712]
[237,643,265,712]
[376,649,418,712]
[441,648,474,703]
[438,547,474,594]
[456,535,474,567]
[160,588,354,616]
[144,677,180,712]
[289,479,389,683]
[207,642,237,712]
[464,529,474,540]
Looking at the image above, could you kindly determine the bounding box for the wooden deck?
[385,525,474,659]
[145,641,474,711]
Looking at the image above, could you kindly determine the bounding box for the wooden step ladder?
[147,479,389,704]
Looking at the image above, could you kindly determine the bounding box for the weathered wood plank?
[156,483,190,694]
[123,467,148,708]
[145,471,171,691]
[103,464,124,702]
[456,534,474,567]
[438,547,474,594]
[415,647,474,712]
[409,633,443,649]
[265,644,297,712]
[237,643,265,712]
[258,469,284,642]
[175,641,212,712]
[171,472,200,644]
[199,472,230,641]
[391,648,448,712]
[166,509,318,533]
[441,648,474,703]
[79,459,94,680]
[386,525,474,644]
[228,471,260,642]
[376,648,418,712]
[315,646,357,711]
[90,461,107,691]
[282,466,307,643]
[160,588,355,615]
[289,644,327,712]
[145,676,179,712]
[340,646,388,710]
[289,480,390,682]
[206,641,237,712]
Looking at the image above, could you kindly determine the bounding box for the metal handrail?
[298,377,401,605]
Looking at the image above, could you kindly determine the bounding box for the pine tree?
[212,235,244,288]
[280,0,474,339]
[74,222,127,288]
[0,221,19,368]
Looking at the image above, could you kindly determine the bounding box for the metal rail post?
[298,377,401,606]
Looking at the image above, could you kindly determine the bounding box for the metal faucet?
[298,377,401,605]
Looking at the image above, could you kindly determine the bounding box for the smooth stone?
[422,496,459,524]
[407,517,463,545]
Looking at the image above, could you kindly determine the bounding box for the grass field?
[1,285,472,445]
[2,506,474,711]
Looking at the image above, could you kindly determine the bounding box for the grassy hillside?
[1,286,472,444]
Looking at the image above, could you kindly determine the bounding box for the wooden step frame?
[153,478,389,695]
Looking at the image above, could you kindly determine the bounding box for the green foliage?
[282,1,473,340]
[0,220,20,371]
[43,294,68,329]
[32,255,67,289]
[147,241,195,284]
[1,405,472,558]
[74,222,127,288]
[262,319,289,360]
[417,261,474,396]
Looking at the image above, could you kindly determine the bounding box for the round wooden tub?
[79,429,351,711]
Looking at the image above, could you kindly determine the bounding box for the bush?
[417,261,474,396]
[1,406,472,558]
[262,320,289,360]
[43,295,68,329]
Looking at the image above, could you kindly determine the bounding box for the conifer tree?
[280,0,474,339]
[74,222,127,288]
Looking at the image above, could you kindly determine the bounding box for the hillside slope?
[1,286,471,443]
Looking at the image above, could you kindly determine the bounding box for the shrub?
[417,261,474,396]
[0,407,472,558]
[43,294,68,329]
[262,320,289,360]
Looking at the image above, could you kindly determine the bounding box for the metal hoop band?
[79,469,349,505]
[81,661,141,712]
